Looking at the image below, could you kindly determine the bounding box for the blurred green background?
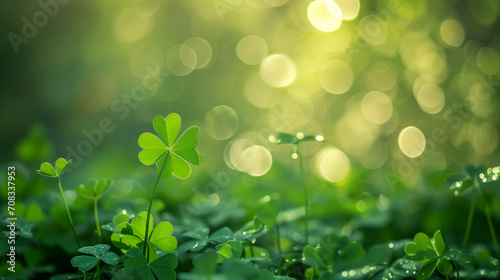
[1,0,500,269]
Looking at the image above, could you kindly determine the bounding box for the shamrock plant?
[270,132,325,245]
[302,234,365,279]
[447,165,499,257]
[110,211,177,262]
[138,113,200,260]
[70,244,119,279]
[405,230,461,280]
[36,158,81,248]
[123,247,178,280]
[77,178,114,243]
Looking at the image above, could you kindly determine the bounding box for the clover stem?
[276,223,283,274]
[143,153,169,261]
[477,187,499,258]
[451,259,461,280]
[94,198,101,243]
[97,258,101,280]
[462,189,476,249]
[298,145,309,245]
[57,177,81,248]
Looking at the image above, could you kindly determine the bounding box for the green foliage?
[179,226,233,252]
[270,132,325,159]
[110,211,177,262]
[122,247,178,280]
[405,230,460,280]
[71,244,119,272]
[77,178,114,199]
[138,113,200,179]
[36,158,72,178]
[302,234,366,279]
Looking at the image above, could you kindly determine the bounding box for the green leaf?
[417,259,438,280]
[78,244,110,257]
[55,158,71,175]
[70,255,97,272]
[132,212,153,239]
[433,230,446,256]
[77,178,114,199]
[255,194,281,228]
[208,226,233,243]
[138,132,168,165]
[337,241,366,264]
[183,227,209,240]
[113,213,130,225]
[124,247,147,268]
[101,251,119,265]
[273,132,297,144]
[150,253,178,279]
[149,222,177,252]
[216,240,243,260]
[437,259,452,275]
[172,126,200,165]
[303,245,321,267]
[193,250,219,275]
[217,243,233,259]
[36,162,57,177]
[165,113,182,148]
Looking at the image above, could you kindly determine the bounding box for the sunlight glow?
[361,91,393,124]
[415,83,445,114]
[316,147,350,182]
[307,0,343,32]
[204,105,239,140]
[398,126,426,158]
[260,54,297,88]
[237,35,269,65]
[320,60,353,94]
[440,19,465,47]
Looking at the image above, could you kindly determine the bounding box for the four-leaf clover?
[138,113,200,179]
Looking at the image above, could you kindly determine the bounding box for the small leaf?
[417,259,438,280]
[124,247,147,269]
[193,250,218,275]
[71,255,97,272]
[101,251,119,265]
[36,162,57,177]
[138,133,168,166]
[208,227,233,243]
[437,259,452,275]
[183,227,210,240]
[150,222,177,252]
[113,213,130,225]
[78,244,110,257]
[101,223,120,234]
[165,113,182,148]
[433,230,446,256]
[55,158,71,175]
[150,253,178,279]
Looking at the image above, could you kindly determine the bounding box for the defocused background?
[1,0,500,262]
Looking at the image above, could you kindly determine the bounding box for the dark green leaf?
[70,255,97,272]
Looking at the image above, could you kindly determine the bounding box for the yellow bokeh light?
[365,61,397,92]
[359,15,388,45]
[316,147,350,182]
[334,0,360,21]
[320,60,353,94]
[260,53,297,88]
[415,83,445,114]
[307,0,343,32]
[361,91,393,124]
[204,105,239,141]
[477,47,499,75]
[241,145,273,177]
[236,35,269,65]
[244,73,284,108]
[183,37,213,69]
[133,0,161,17]
[166,45,196,76]
[335,115,374,156]
[440,19,465,47]
[263,0,289,7]
[398,126,426,158]
[114,9,152,43]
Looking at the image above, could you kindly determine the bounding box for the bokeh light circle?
[361,91,393,124]
[183,37,213,69]
[307,0,343,32]
[260,53,297,88]
[236,35,269,65]
[316,147,350,182]
[398,126,426,158]
[166,45,197,76]
[415,83,446,114]
[204,105,239,141]
[440,19,465,47]
[334,0,360,21]
[241,145,273,176]
[320,60,354,94]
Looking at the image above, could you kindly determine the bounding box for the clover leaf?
[111,212,177,262]
[405,230,460,280]
[179,226,233,252]
[36,158,72,177]
[77,178,114,199]
[70,244,119,272]
[124,247,178,280]
[138,113,200,179]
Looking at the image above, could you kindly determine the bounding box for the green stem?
[462,189,476,249]
[298,145,309,245]
[143,153,169,261]
[83,272,86,280]
[477,188,500,258]
[451,259,461,280]
[97,258,101,280]
[57,177,81,248]
[94,198,101,243]
[276,223,283,274]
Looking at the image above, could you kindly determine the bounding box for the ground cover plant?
[1,0,500,279]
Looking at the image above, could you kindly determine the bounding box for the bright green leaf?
[437,259,453,275]
[55,158,71,175]
[36,162,57,177]
[433,230,446,256]
[417,259,438,280]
